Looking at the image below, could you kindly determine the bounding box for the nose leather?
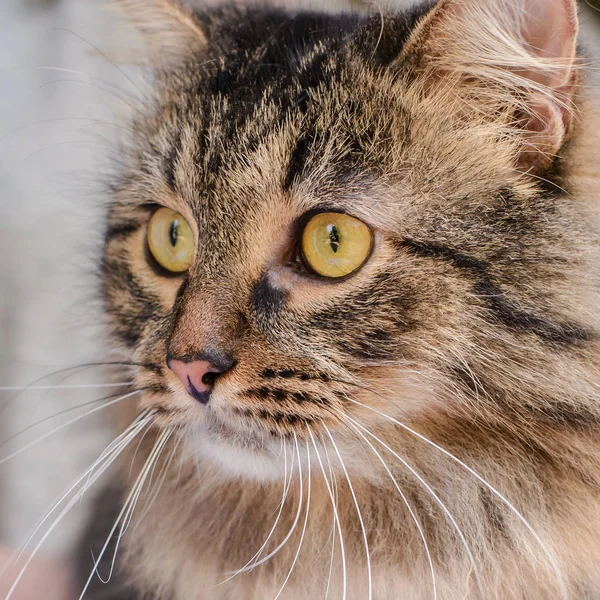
[168,359,218,405]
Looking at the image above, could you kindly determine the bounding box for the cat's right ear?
[114,0,207,66]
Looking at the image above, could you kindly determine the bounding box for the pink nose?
[167,358,231,405]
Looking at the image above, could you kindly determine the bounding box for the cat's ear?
[114,0,207,66]
[402,0,579,172]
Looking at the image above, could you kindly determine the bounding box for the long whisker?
[244,440,293,568]
[273,434,311,600]
[2,412,154,599]
[134,432,183,530]
[81,414,155,505]
[335,411,437,600]
[342,413,485,599]
[345,396,567,600]
[324,443,337,600]
[30,78,144,119]
[98,429,174,586]
[323,425,372,600]
[0,390,141,467]
[307,425,347,600]
[13,412,154,569]
[0,387,146,452]
[0,383,134,392]
[85,428,172,593]
[0,360,157,415]
[231,437,304,574]
[115,429,171,543]
[127,404,166,482]
[52,28,147,97]
[215,440,295,587]
[119,427,173,535]
[0,415,150,592]
[1,66,144,106]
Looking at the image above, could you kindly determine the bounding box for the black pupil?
[169,220,179,247]
[329,225,340,253]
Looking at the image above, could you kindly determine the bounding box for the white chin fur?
[188,426,287,482]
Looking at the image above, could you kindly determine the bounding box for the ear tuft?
[403,0,580,173]
[114,0,206,66]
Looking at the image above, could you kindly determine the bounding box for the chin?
[186,418,288,482]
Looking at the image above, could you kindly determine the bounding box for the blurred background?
[0,1,138,596]
[0,0,598,598]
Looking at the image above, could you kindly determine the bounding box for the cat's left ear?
[402,0,579,172]
[114,0,207,66]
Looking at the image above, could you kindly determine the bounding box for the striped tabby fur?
[83,0,600,597]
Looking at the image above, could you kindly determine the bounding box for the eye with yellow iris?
[147,207,194,273]
[299,212,373,279]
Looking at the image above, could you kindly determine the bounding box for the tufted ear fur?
[114,0,206,66]
[402,0,580,173]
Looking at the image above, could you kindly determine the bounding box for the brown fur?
[93,0,600,597]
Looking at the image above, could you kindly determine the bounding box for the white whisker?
[345,397,567,600]
[0,414,150,590]
[134,433,183,530]
[323,425,372,600]
[2,412,153,600]
[215,440,294,587]
[127,415,157,481]
[85,428,172,593]
[273,434,311,600]
[307,425,347,600]
[17,412,154,567]
[0,390,141,467]
[336,411,437,600]
[0,383,134,392]
[344,413,485,599]
[100,429,173,583]
[232,438,304,574]
[1,390,142,454]
[324,444,337,600]
[81,416,155,505]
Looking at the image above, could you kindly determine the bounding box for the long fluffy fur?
[81,0,600,598]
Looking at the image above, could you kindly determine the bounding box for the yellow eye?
[147,208,194,273]
[300,212,373,278]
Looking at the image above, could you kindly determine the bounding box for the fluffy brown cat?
[75,0,600,598]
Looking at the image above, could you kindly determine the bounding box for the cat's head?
[104,0,595,480]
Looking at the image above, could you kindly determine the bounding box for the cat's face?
[104,1,586,480]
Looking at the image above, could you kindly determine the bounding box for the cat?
[74,0,600,598]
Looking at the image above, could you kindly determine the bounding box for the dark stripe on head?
[260,368,332,382]
[251,274,287,321]
[254,408,315,427]
[401,239,591,346]
[284,127,315,190]
[105,221,139,240]
[352,8,431,66]
[247,387,331,406]
[102,256,165,346]
[164,135,182,192]
[139,362,163,376]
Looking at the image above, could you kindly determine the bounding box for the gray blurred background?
[0,0,598,597]
[0,0,131,561]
